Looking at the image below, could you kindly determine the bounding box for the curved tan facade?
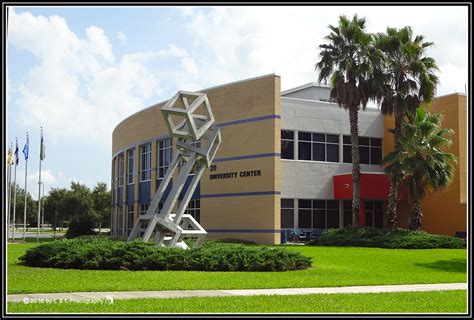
[112,74,282,244]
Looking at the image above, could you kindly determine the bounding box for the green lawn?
[8,290,467,313]
[8,243,466,294]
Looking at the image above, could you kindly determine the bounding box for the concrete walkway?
[8,283,467,303]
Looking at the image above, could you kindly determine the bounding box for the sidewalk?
[8,283,467,303]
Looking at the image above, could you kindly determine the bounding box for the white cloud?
[182,6,467,95]
[8,9,161,145]
[117,31,127,42]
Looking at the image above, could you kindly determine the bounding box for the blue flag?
[14,139,19,165]
[23,134,29,161]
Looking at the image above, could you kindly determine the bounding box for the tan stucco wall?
[112,75,282,244]
[383,93,467,235]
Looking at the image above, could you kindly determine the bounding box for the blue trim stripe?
[217,114,280,128]
[207,229,283,234]
[201,191,280,198]
[214,153,280,163]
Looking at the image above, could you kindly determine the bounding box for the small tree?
[384,108,456,230]
[64,181,95,238]
[92,182,111,233]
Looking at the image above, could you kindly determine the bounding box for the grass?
[7,290,467,313]
[7,242,466,294]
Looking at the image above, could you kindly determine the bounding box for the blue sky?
[6,5,468,199]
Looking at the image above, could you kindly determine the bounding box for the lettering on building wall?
[209,165,262,180]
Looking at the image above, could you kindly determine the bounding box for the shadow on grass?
[415,259,466,273]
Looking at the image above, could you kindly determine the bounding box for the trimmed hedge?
[306,227,465,249]
[19,238,312,271]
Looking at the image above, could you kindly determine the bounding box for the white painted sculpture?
[127,91,221,249]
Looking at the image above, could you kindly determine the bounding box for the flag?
[40,131,45,160]
[14,139,19,165]
[7,144,13,165]
[23,133,29,161]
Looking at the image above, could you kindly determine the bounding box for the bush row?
[20,238,312,271]
[306,227,465,249]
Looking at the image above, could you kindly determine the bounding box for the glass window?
[343,200,353,227]
[281,199,294,229]
[185,199,200,223]
[313,209,325,228]
[326,134,339,143]
[365,200,384,228]
[298,209,312,228]
[140,203,150,215]
[343,135,383,165]
[140,144,151,182]
[127,149,135,185]
[281,130,294,160]
[313,143,325,161]
[327,144,339,162]
[298,141,312,160]
[158,138,173,179]
[127,205,134,234]
[118,153,125,187]
[299,132,312,141]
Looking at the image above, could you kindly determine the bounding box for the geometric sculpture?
[127,91,221,249]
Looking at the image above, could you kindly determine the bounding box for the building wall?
[281,97,385,199]
[112,74,281,244]
[383,93,467,235]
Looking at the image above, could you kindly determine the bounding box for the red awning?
[334,173,391,200]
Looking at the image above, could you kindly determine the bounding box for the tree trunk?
[409,194,422,231]
[349,106,361,226]
[386,114,402,229]
[386,179,399,228]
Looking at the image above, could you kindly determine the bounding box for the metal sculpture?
[127,91,221,249]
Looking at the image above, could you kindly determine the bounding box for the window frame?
[140,143,152,182]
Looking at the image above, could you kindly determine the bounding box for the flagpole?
[7,144,12,240]
[41,182,45,231]
[12,138,19,241]
[23,133,29,241]
[37,128,43,243]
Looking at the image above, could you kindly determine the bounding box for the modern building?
[111,74,467,244]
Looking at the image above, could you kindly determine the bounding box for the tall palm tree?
[316,15,383,226]
[374,26,439,228]
[384,108,456,230]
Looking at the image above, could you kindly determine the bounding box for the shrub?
[306,227,465,249]
[19,238,312,271]
[202,238,257,245]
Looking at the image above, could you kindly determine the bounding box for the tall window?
[118,207,123,235]
[140,143,151,181]
[140,203,150,215]
[281,199,294,228]
[158,138,173,179]
[118,153,125,187]
[343,200,353,227]
[127,149,135,185]
[365,200,384,228]
[298,132,339,162]
[281,130,294,160]
[112,158,117,205]
[298,199,340,229]
[185,199,200,223]
[126,205,134,234]
[343,136,382,165]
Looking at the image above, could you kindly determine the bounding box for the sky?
[6,5,469,199]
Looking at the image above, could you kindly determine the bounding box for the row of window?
[114,199,201,236]
[281,130,383,165]
[281,199,384,229]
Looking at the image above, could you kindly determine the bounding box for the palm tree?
[374,27,439,228]
[384,108,456,230]
[316,15,383,225]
